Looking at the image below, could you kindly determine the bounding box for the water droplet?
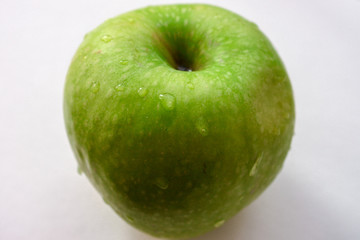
[137,87,148,97]
[77,165,83,175]
[114,83,125,92]
[76,146,84,160]
[119,60,128,65]
[83,55,88,60]
[126,214,134,223]
[159,93,176,110]
[199,128,208,136]
[249,152,264,176]
[101,34,113,43]
[186,82,194,89]
[128,18,134,23]
[90,81,100,93]
[103,197,110,205]
[155,177,169,189]
[196,118,209,136]
[214,220,225,228]
[275,128,281,135]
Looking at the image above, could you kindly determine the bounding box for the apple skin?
[64,4,295,239]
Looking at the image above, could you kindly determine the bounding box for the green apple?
[64,4,295,239]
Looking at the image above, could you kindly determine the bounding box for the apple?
[64,4,295,239]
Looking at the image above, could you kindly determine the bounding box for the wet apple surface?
[64,4,295,239]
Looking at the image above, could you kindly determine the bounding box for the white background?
[1,0,359,239]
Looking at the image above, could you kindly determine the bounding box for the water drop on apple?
[126,215,134,223]
[114,83,125,92]
[101,34,113,43]
[196,118,209,136]
[77,165,83,175]
[119,60,128,65]
[214,220,225,228]
[159,93,175,110]
[186,82,194,89]
[90,81,100,93]
[137,87,148,97]
[154,176,169,189]
[249,152,264,176]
